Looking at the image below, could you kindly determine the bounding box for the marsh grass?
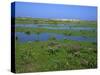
[64,32,72,36]
[15,39,97,73]
[15,20,97,72]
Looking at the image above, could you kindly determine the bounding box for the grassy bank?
[15,39,97,73]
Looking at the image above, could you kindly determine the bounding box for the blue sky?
[13,2,97,21]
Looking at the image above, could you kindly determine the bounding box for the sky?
[12,2,97,21]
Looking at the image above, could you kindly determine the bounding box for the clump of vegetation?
[19,48,33,65]
[35,31,41,41]
[87,60,97,68]
[53,60,68,70]
[92,30,96,32]
[41,45,44,48]
[92,42,97,45]
[93,49,97,53]
[47,42,61,55]
[63,31,72,36]
[80,59,89,67]
[25,31,31,35]
[64,32,68,35]
[66,44,81,53]
[49,36,57,40]
[48,41,58,46]
[16,36,18,40]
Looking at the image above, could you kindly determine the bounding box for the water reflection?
[16,32,96,43]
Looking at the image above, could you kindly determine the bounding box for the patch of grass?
[15,39,97,73]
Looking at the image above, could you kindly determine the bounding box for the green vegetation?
[16,36,18,40]
[15,39,97,73]
[25,31,31,35]
[15,17,97,73]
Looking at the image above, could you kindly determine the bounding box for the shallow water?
[16,32,96,43]
[15,24,96,31]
